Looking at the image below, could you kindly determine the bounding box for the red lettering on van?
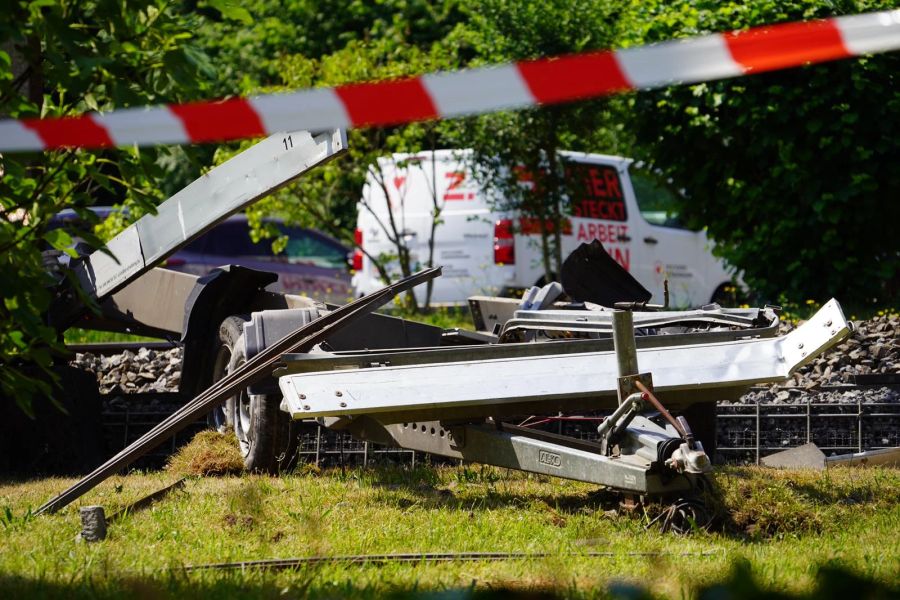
[572,199,626,221]
[604,169,622,198]
[444,171,467,201]
[577,223,630,244]
[612,247,630,271]
[589,168,609,198]
[567,163,627,222]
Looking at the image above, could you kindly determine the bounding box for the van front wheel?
[710,283,737,307]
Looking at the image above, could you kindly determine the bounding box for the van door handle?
[619,234,632,242]
[643,236,658,245]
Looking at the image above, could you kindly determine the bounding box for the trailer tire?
[210,316,245,433]
[215,316,296,473]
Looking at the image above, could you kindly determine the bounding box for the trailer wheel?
[209,316,245,433]
[215,316,296,473]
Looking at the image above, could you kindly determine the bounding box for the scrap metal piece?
[279,299,849,420]
[35,267,440,515]
[501,306,777,339]
[761,443,827,469]
[612,310,639,384]
[181,550,717,572]
[106,478,187,523]
[561,240,651,306]
[278,318,782,378]
[826,447,900,467]
[763,444,900,470]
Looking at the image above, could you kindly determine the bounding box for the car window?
[204,221,273,257]
[181,235,208,254]
[279,226,348,269]
[630,169,692,230]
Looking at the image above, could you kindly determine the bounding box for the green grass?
[1,464,898,598]
[400,306,475,330]
[64,328,161,345]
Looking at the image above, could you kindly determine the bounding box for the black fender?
[178,265,277,397]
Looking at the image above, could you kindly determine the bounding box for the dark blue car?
[51,210,354,305]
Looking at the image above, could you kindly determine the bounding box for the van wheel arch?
[710,282,739,306]
[535,273,558,287]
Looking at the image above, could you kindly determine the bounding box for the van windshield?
[630,170,693,230]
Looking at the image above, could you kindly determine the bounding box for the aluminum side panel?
[279,300,848,419]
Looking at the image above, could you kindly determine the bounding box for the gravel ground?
[70,314,898,403]
[72,346,183,395]
[728,313,899,406]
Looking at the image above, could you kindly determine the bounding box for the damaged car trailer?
[36,129,852,529]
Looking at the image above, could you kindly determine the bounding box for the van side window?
[279,227,348,269]
[630,170,690,230]
[566,163,628,222]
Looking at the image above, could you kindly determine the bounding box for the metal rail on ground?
[180,551,719,572]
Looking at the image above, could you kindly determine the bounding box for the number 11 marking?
[283,135,293,150]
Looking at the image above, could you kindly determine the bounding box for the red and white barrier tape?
[2,9,899,152]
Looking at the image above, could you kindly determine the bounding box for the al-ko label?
[539,450,562,468]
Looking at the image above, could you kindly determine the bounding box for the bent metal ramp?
[279,299,850,421]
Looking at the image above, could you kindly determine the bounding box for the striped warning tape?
[1,9,899,152]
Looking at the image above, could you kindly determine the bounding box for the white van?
[352,150,735,308]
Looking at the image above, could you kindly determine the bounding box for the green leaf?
[42,229,77,257]
[206,0,253,25]
[83,93,99,112]
[8,331,26,349]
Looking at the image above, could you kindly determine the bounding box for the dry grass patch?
[166,430,244,476]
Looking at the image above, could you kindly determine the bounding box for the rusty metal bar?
[633,380,687,439]
[181,550,718,572]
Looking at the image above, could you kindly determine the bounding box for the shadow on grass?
[0,561,895,599]
[348,464,738,536]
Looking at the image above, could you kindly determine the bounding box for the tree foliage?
[197,0,465,95]
[446,0,630,282]
[0,0,212,413]
[624,0,900,304]
[213,9,466,311]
